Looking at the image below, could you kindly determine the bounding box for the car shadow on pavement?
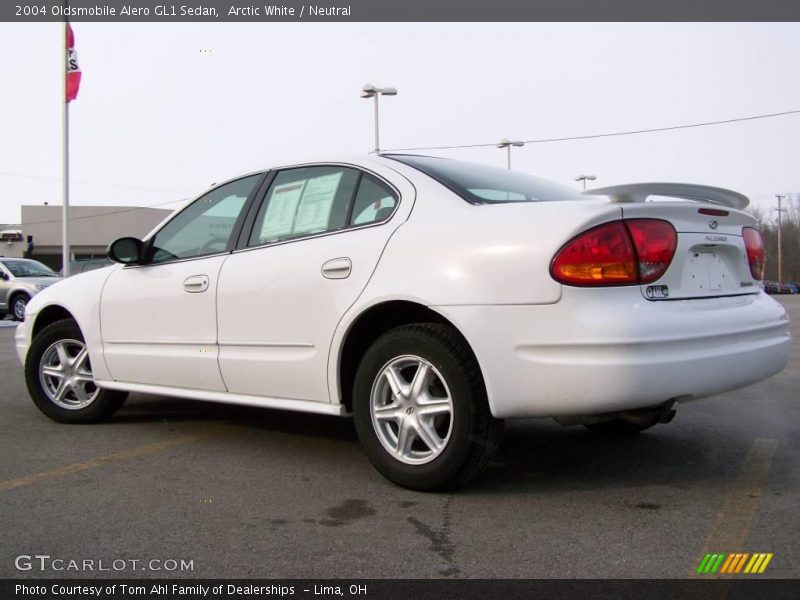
[114,394,740,494]
[115,393,359,443]
[469,418,747,495]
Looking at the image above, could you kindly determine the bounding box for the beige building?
[6,205,173,270]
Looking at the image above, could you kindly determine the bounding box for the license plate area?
[686,251,727,294]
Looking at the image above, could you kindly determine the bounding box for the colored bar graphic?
[697,554,712,574]
[734,553,749,573]
[720,554,736,573]
[701,552,773,575]
[711,553,726,573]
[758,554,773,573]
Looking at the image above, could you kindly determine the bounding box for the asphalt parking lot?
[1,297,798,579]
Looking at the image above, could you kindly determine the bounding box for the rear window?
[387,154,584,204]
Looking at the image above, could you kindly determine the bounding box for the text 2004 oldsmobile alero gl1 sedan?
[15,154,791,489]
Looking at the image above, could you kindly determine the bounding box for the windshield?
[386,154,584,204]
[1,259,59,277]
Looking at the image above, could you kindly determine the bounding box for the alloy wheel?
[370,355,454,465]
[38,338,99,410]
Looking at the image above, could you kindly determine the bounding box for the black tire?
[584,419,656,436]
[11,293,29,321]
[24,318,128,423]
[353,323,502,491]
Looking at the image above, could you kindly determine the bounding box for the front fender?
[24,266,118,380]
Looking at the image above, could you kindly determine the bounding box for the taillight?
[742,227,765,280]
[626,219,678,284]
[551,219,676,286]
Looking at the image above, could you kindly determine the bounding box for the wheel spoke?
[55,342,71,367]
[410,363,430,399]
[382,366,405,399]
[415,421,443,453]
[73,347,90,371]
[52,380,69,403]
[41,365,65,379]
[373,402,400,422]
[395,421,414,457]
[417,397,452,418]
[73,371,95,383]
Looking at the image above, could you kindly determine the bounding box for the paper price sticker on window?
[294,172,343,235]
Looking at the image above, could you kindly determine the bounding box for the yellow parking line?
[0,429,222,492]
[691,438,778,577]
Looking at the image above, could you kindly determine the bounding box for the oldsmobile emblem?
[709,220,719,230]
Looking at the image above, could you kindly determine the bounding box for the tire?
[24,318,128,423]
[584,419,656,436]
[353,323,502,491]
[11,293,29,321]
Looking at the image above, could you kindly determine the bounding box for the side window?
[350,174,398,226]
[249,166,359,246]
[149,175,260,264]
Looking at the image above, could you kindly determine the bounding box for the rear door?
[620,202,759,300]
[216,163,413,404]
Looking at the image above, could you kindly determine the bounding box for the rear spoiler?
[583,183,749,210]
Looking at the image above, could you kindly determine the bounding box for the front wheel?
[353,323,502,491]
[24,318,128,423]
[11,294,29,321]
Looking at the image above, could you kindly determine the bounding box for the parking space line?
[691,438,778,577]
[0,428,223,492]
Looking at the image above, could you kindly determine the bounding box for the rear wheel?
[25,318,127,423]
[353,323,501,491]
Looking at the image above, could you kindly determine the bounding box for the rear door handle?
[321,258,352,279]
[183,275,209,293]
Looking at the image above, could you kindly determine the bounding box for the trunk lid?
[620,202,759,300]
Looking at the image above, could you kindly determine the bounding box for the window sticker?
[293,172,343,235]
[260,180,306,240]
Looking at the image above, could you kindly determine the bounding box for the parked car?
[0,258,62,321]
[764,280,799,294]
[15,155,792,490]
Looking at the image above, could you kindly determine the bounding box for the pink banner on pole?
[66,23,81,102]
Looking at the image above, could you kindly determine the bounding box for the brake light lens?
[551,219,676,286]
[626,219,678,284]
[742,227,765,280]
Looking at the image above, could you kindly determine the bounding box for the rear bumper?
[435,290,791,419]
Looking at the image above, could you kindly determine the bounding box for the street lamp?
[775,194,788,283]
[574,174,597,190]
[361,83,397,153]
[497,139,525,169]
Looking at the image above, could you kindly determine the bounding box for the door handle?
[321,258,352,279]
[183,275,210,293]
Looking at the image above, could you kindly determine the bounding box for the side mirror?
[107,237,145,265]
[0,271,8,280]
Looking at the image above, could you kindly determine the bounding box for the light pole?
[361,83,397,153]
[775,194,787,283]
[497,139,524,169]
[574,174,597,190]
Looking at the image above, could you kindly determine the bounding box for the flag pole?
[62,17,71,276]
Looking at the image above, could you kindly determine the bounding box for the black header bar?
[4,0,800,22]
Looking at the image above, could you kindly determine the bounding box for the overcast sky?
[1,22,799,224]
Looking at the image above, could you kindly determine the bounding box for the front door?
[100,174,262,390]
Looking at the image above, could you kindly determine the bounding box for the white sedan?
[15,155,792,490]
